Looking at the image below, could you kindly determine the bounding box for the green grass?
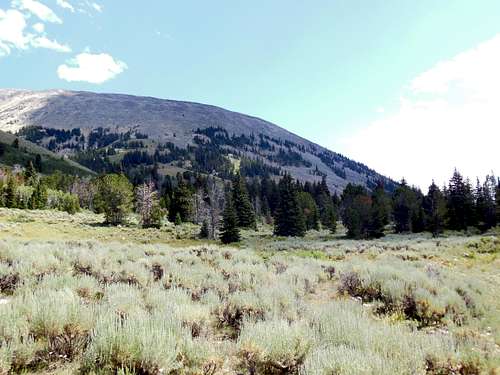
[0,208,499,374]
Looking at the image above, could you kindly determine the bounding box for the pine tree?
[475,175,497,232]
[34,154,43,173]
[169,178,193,223]
[175,212,182,226]
[231,173,256,229]
[368,182,390,238]
[446,170,475,231]
[297,191,320,231]
[24,160,37,186]
[410,187,425,233]
[220,194,240,244]
[199,219,209,239]
[274,174,306,237]
[4,177,17,209]
[94,174,133,225]
[423,181,447,237]
[392,179,415,233]
[29,181,47,210]
[340,184,372,239]
[496,178,500,224]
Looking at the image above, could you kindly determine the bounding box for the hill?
[0,89,395,192]
[0,129,94,176]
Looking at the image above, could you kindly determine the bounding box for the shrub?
[82,312,187,374]
[336,258,482,326]
[238,319,313,374]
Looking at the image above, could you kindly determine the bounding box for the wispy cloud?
[11,0,62,24]
[31,35,71,52]
[57,52,127,84]
[338,34,500,188]
[0,9,29,55]
[0,6,72,56]
[90,2,102,13]
[55,0,75,13]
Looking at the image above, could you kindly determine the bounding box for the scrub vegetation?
[0,209,499,374]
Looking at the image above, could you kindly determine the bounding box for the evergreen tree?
[29,181,47,210]
[34,154,43,173]
[220,194,240,244]
[24,160,37,186]
[94,174,133,225]
[423,181,447,236]
[12,138,19,149]
[274,174,306,237]
[393,179,415,233]
[4,177,17,208]
[199,219,210,239]
[410,187,425,233]
[368,182,390,238]
[175,212,182,226]
[475,175,497,231]
[496,178,500,224]
[446,170,475,231]
[340,184,372,239]
[297,191,320,231]
[231,173,256,229]
[169,177,193,223]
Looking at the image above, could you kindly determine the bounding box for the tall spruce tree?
[392,179,415,233]
[169,177,193,223]
[446,170,475,231]
[24,160,37,186]
[475,175,497,231]
[496,178,500,224]
[423,181,447,236]
[368,182,390,238]
[410,187,425,233]
[231,173,256,229]
[340,184,372,239]
[29,181,47,210]
[274,174,306,237]
[4,177,17,208]
[220,194,240,244]
[297,191,320,231]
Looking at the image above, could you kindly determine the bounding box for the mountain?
[0,129,94,176]
[0,89,396,192]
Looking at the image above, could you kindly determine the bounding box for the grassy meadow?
[0,208,499,374]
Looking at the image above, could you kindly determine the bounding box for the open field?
[0,208,499,374]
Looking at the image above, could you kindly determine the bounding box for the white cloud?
[31,35,70,52]
[32,21,44,32]
[338,34,500,189]
[55,0,74,12]
[0,2,71,56]
[0,8,29,55]
[57,52,127,84]
[11,0,62,24]
[91,2,102,12]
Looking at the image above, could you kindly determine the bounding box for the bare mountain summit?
[0,89,395,192]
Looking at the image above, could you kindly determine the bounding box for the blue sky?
[1,0,499,187]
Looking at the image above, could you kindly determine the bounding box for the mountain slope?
[0,89,395,192]
[0,129,95,176]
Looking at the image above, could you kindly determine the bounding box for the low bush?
[238,319,313,374]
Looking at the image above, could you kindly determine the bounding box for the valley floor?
[0,208,499,374]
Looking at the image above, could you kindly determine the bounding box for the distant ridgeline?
[16,125,396,191]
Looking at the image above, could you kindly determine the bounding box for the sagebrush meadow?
[0,209,499,374]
